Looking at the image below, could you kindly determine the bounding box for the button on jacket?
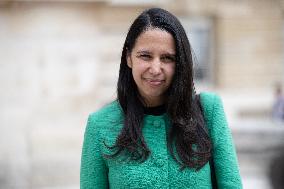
[80,92,243,189]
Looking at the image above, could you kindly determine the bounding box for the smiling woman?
[80,8,242,189]
[126,28,176,107]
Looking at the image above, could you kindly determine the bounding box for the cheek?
[166,64,176,79]
[132,63,148,77]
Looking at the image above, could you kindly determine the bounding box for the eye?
[161,55,176,63]
[138,54,152,61]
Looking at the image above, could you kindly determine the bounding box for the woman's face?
[127,28,176,107]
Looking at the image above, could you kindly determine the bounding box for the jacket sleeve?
[210,95,243,189]
[80,114,109,189]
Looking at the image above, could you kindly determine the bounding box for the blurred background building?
[0,0,284,188]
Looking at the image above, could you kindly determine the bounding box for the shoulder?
[88,100,123,123]
[199,92,226,131]
[199,92,223,110]
[86,100,124,134]
[199,92,221,102]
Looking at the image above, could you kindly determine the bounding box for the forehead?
[132,28,176,53]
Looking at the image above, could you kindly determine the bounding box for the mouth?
[144,78,165,86]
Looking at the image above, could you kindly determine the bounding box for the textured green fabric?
[80,92,242,189]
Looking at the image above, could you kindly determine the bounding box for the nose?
[149,58,162,75]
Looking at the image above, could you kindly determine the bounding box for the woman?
[80,8,242,189]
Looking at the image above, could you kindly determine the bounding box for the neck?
[143,96,165,107]
[143,104,166,115]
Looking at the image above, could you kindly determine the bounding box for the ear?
[126,52,132,68]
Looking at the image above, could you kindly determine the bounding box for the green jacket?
[80,92,242,188]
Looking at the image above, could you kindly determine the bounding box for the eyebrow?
[136,50,151,54]
[136,50,176,56]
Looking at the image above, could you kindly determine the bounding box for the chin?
[144,92,165,99]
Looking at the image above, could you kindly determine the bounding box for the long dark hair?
[107,8,212,170]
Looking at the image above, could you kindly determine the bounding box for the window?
[179,17,214,84]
